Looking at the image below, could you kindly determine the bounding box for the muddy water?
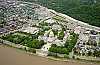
[0,45,99,65]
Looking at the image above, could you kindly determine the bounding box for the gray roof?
[0,28,7,33]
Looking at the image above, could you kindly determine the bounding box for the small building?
[0,28,7,34]
[44,19,56,24]
[74,26,82,34]
[52,24,62,31]
[41,44,52,52]
[53,40,65,46]
[22,27,39,34]
[89,34,100,44]
[49,31,54,37]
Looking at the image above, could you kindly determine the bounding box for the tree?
[52,30,58,36]
[58,30,64,40]
[49,44,69,54]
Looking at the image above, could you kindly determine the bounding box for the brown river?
[0,45,99,65]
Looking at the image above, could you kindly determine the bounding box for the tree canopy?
[19,0,100,27]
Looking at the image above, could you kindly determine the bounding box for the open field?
[0,45,100,65]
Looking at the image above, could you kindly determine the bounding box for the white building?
[53,40,65,46]
[22,27,39,34]
[44,19,56,24]
[41,43,52,52]
[52,24,62,31]
[74,26,82,34]
[79,34,89,43]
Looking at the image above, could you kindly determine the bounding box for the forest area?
[19,0,100,27]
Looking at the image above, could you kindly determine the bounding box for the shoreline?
[0,44,100,65]
[15,0,100,32]
[1,38,100,63]
[0,1,100,65]
[48,9,100,32]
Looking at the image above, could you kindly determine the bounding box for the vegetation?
[49,44,69,54]
[27,39,46,49]
[49,33,78,55]
[58,30,64,40]
[52,29,58,36]
[1,32,46,49]
[65,33,79,52]
[93,51,100,57]
[53,16,65,22]
[20,0,100,27]
[67,5,100,27]
[98,41,100,45]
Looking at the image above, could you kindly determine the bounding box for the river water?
[0,45,99,65]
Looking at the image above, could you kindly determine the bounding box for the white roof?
[22,27,39,34]
[41,44,52,51]
[44,19,56,24]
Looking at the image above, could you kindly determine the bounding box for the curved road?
[0,45,99,65]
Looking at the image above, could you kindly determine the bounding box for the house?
[49,30,54,37]
[74,26,82,34]
[22,27,39,34]
[53,39,65,46]
[52,24,62,31]
[79,34,89,43]
[89,34,100,44]
[41,44,52,52]
[44,19,56,24]
[63,32,70,41]
[0,28,7,34]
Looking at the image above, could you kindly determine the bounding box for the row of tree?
[49,44,69,54]
[1,32,46,49]
[49,33,78,55]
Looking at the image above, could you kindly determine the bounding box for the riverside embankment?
[0,45,100,65]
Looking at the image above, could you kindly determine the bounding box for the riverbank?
[0,44,100,65]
